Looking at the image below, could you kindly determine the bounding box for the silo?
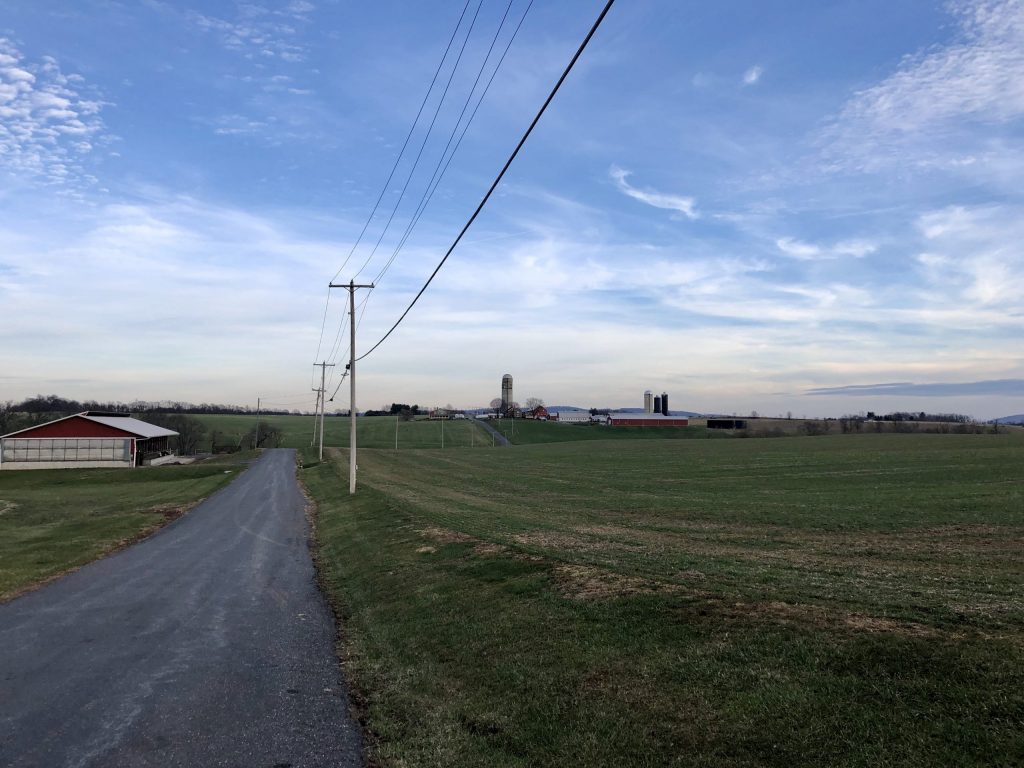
[653,395,662,414]
[661,392,669,416]
[501,374,514,414]
[644,390,653,413]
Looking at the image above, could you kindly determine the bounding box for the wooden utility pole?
[329,280,373,494]
[313,361,334,461]
[254,397,261,449]
[311,387,322,447]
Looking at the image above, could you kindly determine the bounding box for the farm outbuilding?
[0,412,178,470]
[608,414,689,427]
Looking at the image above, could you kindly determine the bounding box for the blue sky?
[1,0,1022,419]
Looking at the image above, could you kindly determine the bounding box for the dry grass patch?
[554,563,682,601]
[472,542,509,556]
[418,526,476,544]
[513,529,644,554]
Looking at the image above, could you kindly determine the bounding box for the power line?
[345,0,533,355]
[350,0,486,282]
[311,286,333,387]
[361,0,534,310]
[312,0,473,370]
[328,0,474,286]
[357,0,616,363]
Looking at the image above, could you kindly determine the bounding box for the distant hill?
[994,414,1024,424]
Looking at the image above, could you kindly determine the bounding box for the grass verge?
[306,434,1024,767]
[0,453,250,601]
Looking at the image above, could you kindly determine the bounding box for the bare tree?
[489,398,503,415]
[524,397,544,411]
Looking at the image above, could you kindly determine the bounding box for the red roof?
[1,413,177,440]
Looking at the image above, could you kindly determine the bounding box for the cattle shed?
[0,412,178,470]
[608,414,690,427]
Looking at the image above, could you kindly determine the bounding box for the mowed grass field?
[305,432,1024,767]
[0,456,246,600]
[196,412,498,451]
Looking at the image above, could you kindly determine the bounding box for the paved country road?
[0,449,361,768]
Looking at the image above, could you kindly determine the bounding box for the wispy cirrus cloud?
[821,0,1024,172]
[0,38,109,189]
[609,166,698,219]
[775,236,877,260]
[914,203,1024,307]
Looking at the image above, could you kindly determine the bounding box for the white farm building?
[0,412,178,470]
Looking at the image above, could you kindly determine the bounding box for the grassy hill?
[306,432,1024,767]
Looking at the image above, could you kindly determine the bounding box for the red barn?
[0,412,178,470]
[608,414,689,427]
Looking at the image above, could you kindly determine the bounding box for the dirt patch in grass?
[842,614,942,638]
[553,557,954,639]
[0,500,17,516]
[147,503,191,522]
[513,530,644,554]
[472,542,509,556]
[554,564,682,601]
[418,526,476,544]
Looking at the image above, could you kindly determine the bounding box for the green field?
[0,456,246,600]
[196,412,497,452]
[306,433,1024,767]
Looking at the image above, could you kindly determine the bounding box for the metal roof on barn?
[1,412,178,440]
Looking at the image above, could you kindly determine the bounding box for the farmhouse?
[0,412,178,470]
[608,413,690,427]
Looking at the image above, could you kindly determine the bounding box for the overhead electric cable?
[356,0,616,363]
[347,0,532,339]
[328,0,474,286]
[350,0,486,281]
[313,0,473,370]
[311,286,333,386]
[369,0,534,291]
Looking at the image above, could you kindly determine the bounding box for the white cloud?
[188,2,314,62]
[609,166,698,219]
[914,204,1024,307]
[822,0,1024,172]
[775,236,876,260]
[742,65,762,86]
[0,39,108,190]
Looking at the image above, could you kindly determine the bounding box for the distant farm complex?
[494,375,689,427]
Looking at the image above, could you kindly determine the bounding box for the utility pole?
[441,417,444,449]
[254,397,261,449]
[395,414,399,451]
[311,387,322,447]
[329,280,373,494]
[313,361,335,461]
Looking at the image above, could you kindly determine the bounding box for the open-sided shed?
[0,412,178,470]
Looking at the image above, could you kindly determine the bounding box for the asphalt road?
[0,449,362,768]
[472,417,510,447]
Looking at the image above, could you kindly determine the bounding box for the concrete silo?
[644,390,653,413]
[501,374,514,414]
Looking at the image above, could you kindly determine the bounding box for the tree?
[524,397,544,411]
[490,398,503,415]
[143,413,207,455]
[245,423,283,449]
